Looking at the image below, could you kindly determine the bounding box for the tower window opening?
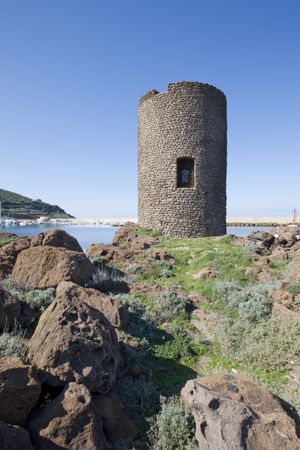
[177,158,194,188]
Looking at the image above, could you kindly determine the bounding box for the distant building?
[138,81,227,237]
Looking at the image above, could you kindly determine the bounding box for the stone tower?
[138,81,227,237]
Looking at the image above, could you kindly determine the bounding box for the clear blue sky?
[0,0,299,217]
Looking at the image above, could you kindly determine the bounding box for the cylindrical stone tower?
[138,81,227,237]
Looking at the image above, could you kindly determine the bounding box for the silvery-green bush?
[147,396,197,450]
[219,315,300,369]
[0,329,26,359]
[214,281,273,322]
[0,279,54,313]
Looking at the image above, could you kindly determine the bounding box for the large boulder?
[274,227,300,248]
[182,373,300,450]
[31,229,83,252]
[247,231,275,256]
[86,223,158,268]
[0,237,31,279]
[28,291,120,393]
[0,420,33,450]
[113,222,158,250]
[0,287,21,331]
[0,357,41,425]
[86,243,132,266]
[12,246,94,288]
[27,383,105,450]
[92,390,138,443]
[56,281,128,328]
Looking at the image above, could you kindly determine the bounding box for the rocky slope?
[0,188,73,219]
[0,224,299,449]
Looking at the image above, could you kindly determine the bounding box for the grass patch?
[136,226,162,239]
[118,228,300,445]
[0,237,14,247]
[286,282,300,296]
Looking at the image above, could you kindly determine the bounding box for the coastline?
[2,216,298,228]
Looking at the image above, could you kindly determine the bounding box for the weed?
[88,258,129,294]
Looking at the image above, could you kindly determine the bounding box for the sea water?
[0,224,270,250]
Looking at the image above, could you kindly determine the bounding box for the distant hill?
[0,189,74,220]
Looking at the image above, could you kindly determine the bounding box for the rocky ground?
[0,224,299,449]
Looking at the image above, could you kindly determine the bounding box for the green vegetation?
[286,282,300,296]
[147,397,197,450]
[112,227,300,447]
[0,328,26,359]
[0,236,15,247]
[213,281,274,322]
[0,188,73,219]
[137,226,162,239]
[88,258,129,294]
[115,376,160,432]
[0,279,55,326]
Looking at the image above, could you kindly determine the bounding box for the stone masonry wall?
[138,81,227,237]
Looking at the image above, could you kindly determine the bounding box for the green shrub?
[0,279,55,316]
[0,278,25,300]
[219,315,300,369]
[153,334,192,361]
[0,329,26,359]
[116,292,188,341]
[214,281,273,322]
[115,376,159,432]
[286,282,300,296]
[139,260,174,281]
[115,293,156,340]
[149,292,188,324]
[147,396,197,450]
[157,260,174,278]
[127,263,142,276]
[23,288,55,313]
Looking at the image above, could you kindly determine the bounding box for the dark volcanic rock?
[12,246,94,288]
[28,290,120,393]
[0,420,33,450]
[0,357,41,425]
[92,390,138,443]
[182,373,300,450]
[56,281,128,328]
[30,229,82,252]
[0,237,31,279]
[27,383,105,450]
